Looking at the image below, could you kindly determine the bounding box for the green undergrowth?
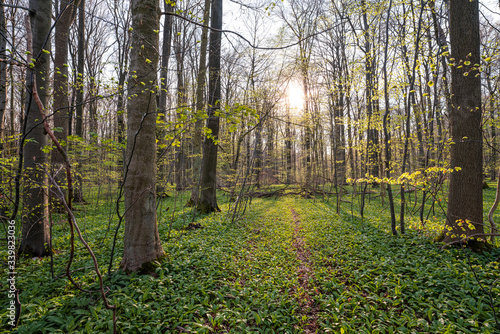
[1,187,499,333]
[1,197,305,333]
[290,196,500,333]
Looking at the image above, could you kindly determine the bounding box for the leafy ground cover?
[1,187,499,333]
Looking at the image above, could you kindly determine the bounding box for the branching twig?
[45,170,117,333]
[2,3,34,13]
[161,10,343,51]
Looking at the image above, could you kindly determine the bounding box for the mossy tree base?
[196,201,220,214]
[135,253,166,276]
[18,244,51,258]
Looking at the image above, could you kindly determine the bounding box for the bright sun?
[287,81,305,111]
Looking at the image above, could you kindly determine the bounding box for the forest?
[1,0,500,332]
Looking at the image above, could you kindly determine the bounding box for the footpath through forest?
[3,195,500,333]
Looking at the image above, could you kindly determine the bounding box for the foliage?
[293,196,499,333]
[1,187,499,333]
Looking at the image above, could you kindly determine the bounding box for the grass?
[0,185,499,333]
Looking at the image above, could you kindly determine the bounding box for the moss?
[137,253,167,276]
[18,244,51,258]
[436,233,493,252]
[196,202,220,214]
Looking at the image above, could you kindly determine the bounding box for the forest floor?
[1,186,500,333]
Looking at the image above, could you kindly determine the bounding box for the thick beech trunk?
[443,0,484,245]
[20,0,52,257]
[121,0,164,272]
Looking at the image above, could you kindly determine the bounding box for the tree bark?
[159,1,173,116]
[443,0,484,245]
[110,1,131,181]
[361,0,379,178]
[197,0,222,214]
[73,0,85,203]
[157,0,173,192]
[51,0,80,208]
[121,0,164,272]
[188,0,210,205]
[20,0,52,257]
[173,35,186,191]
[285,112,292,184]
[74,0,84,139]
[52,0,80,157]
[0,0,6,136]
[382,0,397,236]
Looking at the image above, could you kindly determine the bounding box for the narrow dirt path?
[290,207,319,333]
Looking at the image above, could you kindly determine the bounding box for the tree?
[361,0,380,178]
[382,0,397,235]
[51,0,80,209]
[72,0,85,203]
[73,0,85,139]
[197,0,222,214]
[121,0,164,272]
[108,0,131,172]
[279,0,323,186]
[19,0,52,257]
[0,0,6,136]
[443,0,484,245]
[189,0,211,206]
[157,0,173,192]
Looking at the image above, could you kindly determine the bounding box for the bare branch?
[161,11,343,51]
[2,3,34,14]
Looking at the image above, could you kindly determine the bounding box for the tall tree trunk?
[382,0,397,235]
[74,0,84,139]
[430,0,451,153]
[443,0,484,246]
[361,0,379,178]
[73,0,85,203]
[20,0,52,257]
[157,0,173,192]
[266,110,275,184]
[174,40,186,191]
[303,75,312,186]
[347,98,355,179]
[399,1,425,235]
[159,1,173,116]
[285,109,292,184]
[8,13,15,139]
[334,79,346,185]
[189,0,210,205]
[51,0,80,208]
[197,0,222,214]
[486,71,497,181]
[121,0,164,272]
[254,120,262,189]
[0,1,5,200]
[112,1,131,179]
[0,0,6,136]
[490,98,496,181]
